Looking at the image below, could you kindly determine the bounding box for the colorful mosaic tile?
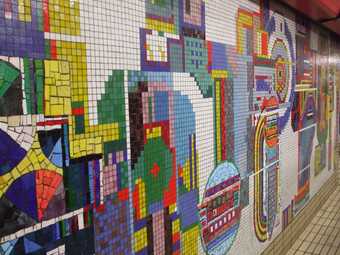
[0,0,339,254]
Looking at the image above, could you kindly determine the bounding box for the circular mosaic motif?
[198,161,241,255]
[271,39,291,103]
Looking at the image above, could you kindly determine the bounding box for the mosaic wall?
[0,0,339,254]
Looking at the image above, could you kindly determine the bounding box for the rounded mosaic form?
[271,39,291,103]
[199,161,241,255]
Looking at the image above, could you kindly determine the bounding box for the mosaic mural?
[0,0,339,254]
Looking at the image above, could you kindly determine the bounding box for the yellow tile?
[50,96,59,105]
[169,204,177,214]
[11,168,20,179]
[182,226,199,255]
[172,219,180,233]
[0,174,11,184]
[64,99,71,114]
[50,105,62,115]
[18,0,31,22]
[48,0,80,35]
[45,78,54,85]
[79,139,86,152]
[134,228,147,252]
[49,60,59,72]
[44,60,71,116]
[50,85,57,95]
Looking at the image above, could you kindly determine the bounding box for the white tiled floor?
[286,187,340,255]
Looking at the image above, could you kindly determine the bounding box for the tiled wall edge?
[261,169,338,255]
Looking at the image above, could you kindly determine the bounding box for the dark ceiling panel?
[279,0,340,35]
[324,20,340,35]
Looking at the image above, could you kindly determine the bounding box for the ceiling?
[279,0,340,35]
